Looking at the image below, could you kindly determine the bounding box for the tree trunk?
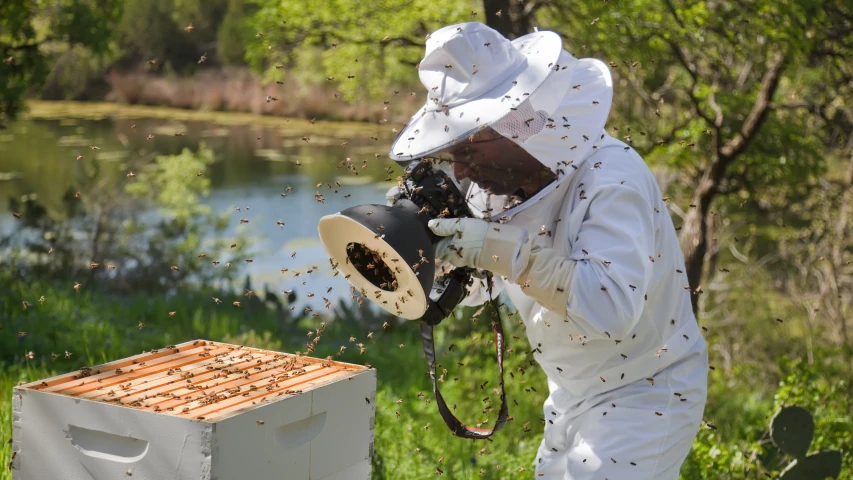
[679,174,717,316]
[679,52,785,317]
[830,148,853,344]
[482,0,535,39]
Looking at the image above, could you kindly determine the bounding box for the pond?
[0,102,407,313]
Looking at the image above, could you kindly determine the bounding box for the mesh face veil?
[460,51,615,221]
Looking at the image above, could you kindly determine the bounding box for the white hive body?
[10,340,376,480]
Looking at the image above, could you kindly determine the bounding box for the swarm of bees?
[2,12,746,480]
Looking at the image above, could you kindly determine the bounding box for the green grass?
[2,272,851,479]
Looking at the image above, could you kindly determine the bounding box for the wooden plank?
[187,366,355,421]
[133,362,330,414]
[104,351,293,404]
[42,345,237,394]
[81,350,285,401]
[18,339,214,390]
[131,354,304,406]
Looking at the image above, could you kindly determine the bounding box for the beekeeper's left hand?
[428,218,531,282]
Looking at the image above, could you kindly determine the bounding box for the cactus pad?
[778,451,843,480]
[770,406,814,459]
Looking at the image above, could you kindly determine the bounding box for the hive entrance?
[346,242,398,291]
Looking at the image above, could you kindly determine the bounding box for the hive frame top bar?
[15,339,372,422]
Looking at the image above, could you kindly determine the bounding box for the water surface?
[0,105,405,313]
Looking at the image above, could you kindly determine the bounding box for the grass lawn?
[2,273,851,479]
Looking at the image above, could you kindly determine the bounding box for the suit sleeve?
[516,184,656,340]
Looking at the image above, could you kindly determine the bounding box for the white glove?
[427,217,532,282]
[385,185,404,206]
[429,218,575,314]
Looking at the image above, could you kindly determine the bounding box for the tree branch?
[642,114,697,157]
[663,38,720,132]
[662,0,686,29]
[707,87,724,127]
[768,101,816,111]
[720,51,787,159]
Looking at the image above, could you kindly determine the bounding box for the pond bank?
[31,66,423,127]
[18,100,398,139]
[103,68,423,125]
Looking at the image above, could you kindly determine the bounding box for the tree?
[481,0,547,39]
[532,0,852,314]
[0,0,122,127]
[114,0,199,72]
[244,0,478,101]
[136,0,230,70]
[217,0,254,66]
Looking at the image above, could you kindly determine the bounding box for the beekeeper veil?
[466,52,614,220]
[388,22,613,221]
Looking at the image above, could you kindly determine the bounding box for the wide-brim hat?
[389,22,579,161]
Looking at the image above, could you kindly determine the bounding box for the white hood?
[465,56,614,221]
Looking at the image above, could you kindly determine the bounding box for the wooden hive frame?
[16,339,370,422]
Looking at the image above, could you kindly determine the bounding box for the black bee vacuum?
[317,158,510,440]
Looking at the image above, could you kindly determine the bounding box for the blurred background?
[1,0,851,479]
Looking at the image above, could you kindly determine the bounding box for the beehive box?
[10,339,376,480]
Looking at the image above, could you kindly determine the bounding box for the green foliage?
[0,0,122,124]
[3,273,850,479]
[115,0,197,70]
[217,0,253,66]
[1,1,51,124]
[538,0,839,187]
[120,142,256,290]
[244,0,478,101]
[2,140,254,294]
[772,355,853,474]
[38,43,111,100]
[125,142,214,219]
[47,0,124,51]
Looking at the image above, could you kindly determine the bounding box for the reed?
[103,67,422,124]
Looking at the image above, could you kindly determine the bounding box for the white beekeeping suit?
[459,125,709,480]
[387,21,708,479]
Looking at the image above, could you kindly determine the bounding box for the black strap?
[419,271,509,439]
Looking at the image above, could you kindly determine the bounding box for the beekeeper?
[386,22,709,479]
